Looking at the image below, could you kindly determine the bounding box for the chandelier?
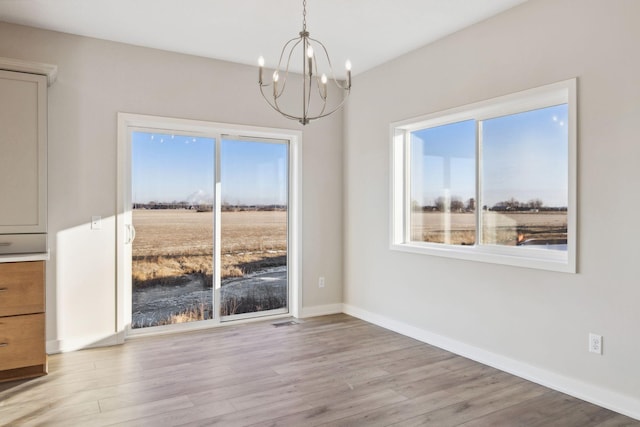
[258,0,351,125]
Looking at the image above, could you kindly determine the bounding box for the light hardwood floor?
[1,314,638,426]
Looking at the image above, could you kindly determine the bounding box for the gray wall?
[344,0,640,416]
[0,22,344,349]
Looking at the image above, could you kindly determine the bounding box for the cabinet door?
[0,70,47,233]
[0,313,46,371]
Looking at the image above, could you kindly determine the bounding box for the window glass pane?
[410,120,476,245]
[220,139,288,318]
[131,132,215,328]
[481,104,568,250]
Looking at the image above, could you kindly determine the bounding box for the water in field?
[131,266,287,328]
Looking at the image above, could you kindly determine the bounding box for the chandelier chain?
[302,0,307,32]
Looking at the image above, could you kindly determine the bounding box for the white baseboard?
[47,331,125,354]
[298,303,343,318]
[342,303,640,421]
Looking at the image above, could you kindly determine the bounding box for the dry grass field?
[411,211,567,246]
[132,209,287,288]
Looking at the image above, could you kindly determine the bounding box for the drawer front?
[0,313,45,371]
[0,261,44,316]
[0,234,47,255]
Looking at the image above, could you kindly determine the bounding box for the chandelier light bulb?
[272,70,279,97]
[258,56,265,83]
[320,73,328,99]
[345,60,352,71]
[307,45,314,58]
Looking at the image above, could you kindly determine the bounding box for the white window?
[391,79,577,273]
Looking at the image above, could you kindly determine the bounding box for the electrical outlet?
[318,277,325,288]
[589,333,603,355]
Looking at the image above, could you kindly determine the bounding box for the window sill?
[390,242,575,273]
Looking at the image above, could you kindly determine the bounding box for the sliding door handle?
[126,224,137,244]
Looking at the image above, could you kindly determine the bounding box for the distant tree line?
[221,203,287,212]
[133,201,286,212]
[413,196,567,213]
[133,201,209,210]
[487,197,565,212]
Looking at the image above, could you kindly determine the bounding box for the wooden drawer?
[0,261,44,316]
[0,313,45,371]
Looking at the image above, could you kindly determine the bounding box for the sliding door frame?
[116,113,302,340]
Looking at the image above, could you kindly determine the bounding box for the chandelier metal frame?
[258,0,351,125]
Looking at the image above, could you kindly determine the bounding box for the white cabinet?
[0,68,48,254]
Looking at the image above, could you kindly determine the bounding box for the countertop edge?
[0,251,50,263]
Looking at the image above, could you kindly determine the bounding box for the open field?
[411,211,567,246]
[131,209,288,326]
[132,209,287,287]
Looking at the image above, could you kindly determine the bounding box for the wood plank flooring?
[0,314,638,426]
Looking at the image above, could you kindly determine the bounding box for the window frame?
[390,79,577,273]
[116,113,303,338]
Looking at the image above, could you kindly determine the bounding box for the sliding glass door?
[117,115,297,333]
[219,137,289,320]
[130,132,215,329]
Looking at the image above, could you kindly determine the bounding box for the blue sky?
[220,139,288,206]
[411,104,568,208]
[132,132,288,205]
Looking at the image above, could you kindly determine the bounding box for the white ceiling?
[0,0,527,75]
